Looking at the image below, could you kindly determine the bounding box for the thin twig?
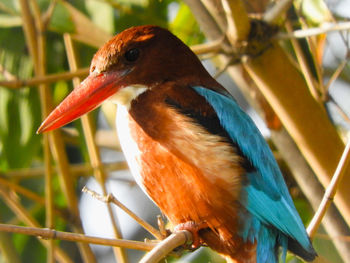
[139,230,192,263]
[4,161,128,179]
[23,0,55,260]
[285,21,322,102]
[0,224,156,251]
[44,134,55,263]
[0,68,89,89]
[190,37,225,55]
[0,63,17,81]
[82,187,162,240]
[325,56,350,124]
[0,176,45,204]
[324,58,348,94]
[18,0,38,66]
[31,3,56,259]
[328,95,350,125]
[0,176,73,222]
[301,19,326,98]
[41,0,57,31]
[316,233,350,242]
[0,177,72,222]
[307,139,350,238]
[277,21,350,39]
[157,215,167,238]
[62,128,121,150]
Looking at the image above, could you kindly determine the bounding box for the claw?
[174,221,208,249]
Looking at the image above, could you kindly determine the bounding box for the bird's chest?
[116,105,208,223]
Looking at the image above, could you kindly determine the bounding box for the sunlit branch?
[307,139,350,238]
[0,223,156,251]
[139,230,192,263]
[278,21,350,39]
[0,68,89,89]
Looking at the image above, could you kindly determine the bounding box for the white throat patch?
[109,85,148,108]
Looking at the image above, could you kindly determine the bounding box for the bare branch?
[284,21,322,102]
[316,233,350,242]
[0,224,155,251]
[190,37,225,55]
[278,21,350,39]
[307,139,350,238]
[157,215,168,238]
[41,0,57,31]
[0,68,89,89]
[4,161,128,179]
[0,64,17,81]
[140,230,192,263]
[324,59,349,94]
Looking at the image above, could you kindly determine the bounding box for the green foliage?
[0,27,26,54]
[18,236,46,263]
[52,80,69,105]
[48,2,75,33]
[170,2,204,45]
[0,52,41,169]
[86,0,115,34]
[293,198,313,225]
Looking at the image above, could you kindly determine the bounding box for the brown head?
[37,25,216,133]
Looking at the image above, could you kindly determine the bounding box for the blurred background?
[0,0,350,262]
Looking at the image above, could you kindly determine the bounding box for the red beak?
[37,71,123,133]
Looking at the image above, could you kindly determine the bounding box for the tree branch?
[307,139,350,238]
[0,68,89,89]
[139,230,192,263]
[3,161,128,179]
[277,21,350,39]
[0,224,155,251]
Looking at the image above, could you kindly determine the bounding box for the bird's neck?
[109,84,148,109]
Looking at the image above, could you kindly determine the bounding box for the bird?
[37,25,316,263]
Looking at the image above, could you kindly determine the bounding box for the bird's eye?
[124,48,140,62]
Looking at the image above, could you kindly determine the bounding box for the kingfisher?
[38,25,316,262]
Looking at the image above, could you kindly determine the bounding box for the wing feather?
[192,86,315,255]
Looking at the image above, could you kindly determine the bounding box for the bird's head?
[37,25,212,133]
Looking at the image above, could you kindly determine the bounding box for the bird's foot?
[174,221,208,250]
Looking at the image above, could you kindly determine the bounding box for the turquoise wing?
[192,86,314,258]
